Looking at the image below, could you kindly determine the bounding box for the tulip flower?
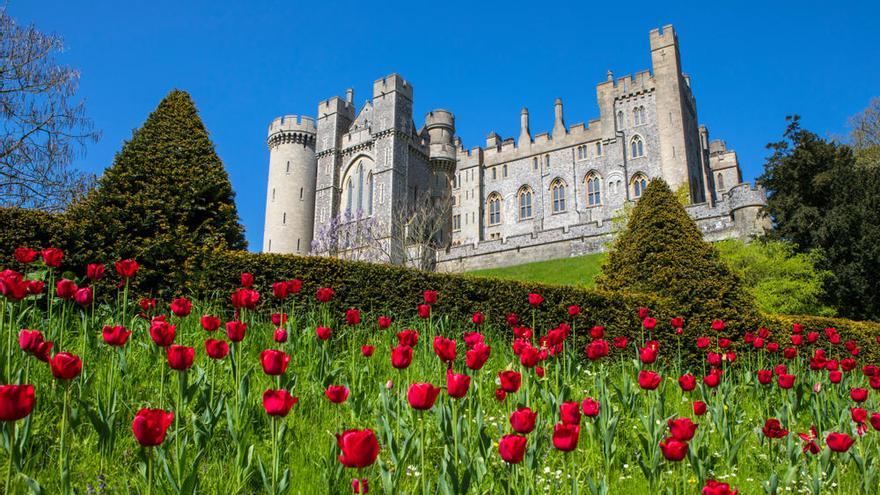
[527,293,543,307]
[150,320,176,347]
[41,248,63,267]
[391,345,413,369]
[586,339,609,360]
[407,383,441,410]
[581,397,600,418]
[472,312,485,325]
[499,370,522,393]
[167,345,195,370]
[446,370,471,399]
[200,315,221,331]
[701,480,738,495]
[397,329,419,347]
[240,272,254,287]
[325,385,350,404]
[271,281,289,299]
[115,259,140,279]
[274,328,288,343]
[205,339,229,359]
[498,434,527,464]
[271,313,287,326]
[466,342,491,370]
[0,384,35,422]
[678,373,696,392]
[417,304,431,319]
[826,432,854,452]
[423,290,438,305]
[510,407,537,434]
[668,418,698,441]
[263,389,298,416]
[86,263,105,280]
[777,374,795,389]
[132,408,174,447]
[851,388,868,402]
[55,279,77,299]
[345,308,361,325]
[560,402,581,425]
[19,330,52,362]
[552,423,580,452]
[50,352,82,380]
[316,287,334,303]
[762,418,788,438]
[230,288,259,310]
[433,335,456,363]
[260,349,290,376]
[637,370,662,390]
[226,320,247,342]
[693,401,707,416]
[316,326,332,341]
[13,247,37,264]
[337,429,380,468]
[659,437,689,461]
[377,315,392,329]
[170,297,192,317]
[102,325,131,346]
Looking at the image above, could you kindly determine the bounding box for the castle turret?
[263,115,317,254]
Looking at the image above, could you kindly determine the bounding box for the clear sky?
[9,1,879,250]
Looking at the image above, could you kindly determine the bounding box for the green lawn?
[468,252,606,287]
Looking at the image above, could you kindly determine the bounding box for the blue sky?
[10,1,879,250]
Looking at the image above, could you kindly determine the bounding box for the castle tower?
[425,109,457,246]
[263,115,317,254]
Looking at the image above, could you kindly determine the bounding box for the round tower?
[263,114,317,254]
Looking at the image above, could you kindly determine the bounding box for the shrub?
[759,313,880,365]
[596,178,758,334]
[0,207,66,267]
[64,90,246,294]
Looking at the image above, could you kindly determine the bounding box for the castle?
[262,25,767,271]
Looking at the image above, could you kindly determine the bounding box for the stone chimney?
[552,98,566,137]
[518,108,531,146]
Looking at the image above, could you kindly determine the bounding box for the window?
[503,164,508,177]
[545,154,550,169]
[533,157,538,170]
[518,186,533,220]
[286,161,290,174]
[633,106,646,125]
[453,214,461,231]
[345,178,353,214]
[492,167,497,180]
[487,193,502,226]
[586,173,601,206]
[299,187,303,200]
[272,188,275,201]
[716,172,724,190]
[367,173,374,215]
[282,212,287,225]
[631,136,645,158]
[632,174,649,198]
[551,179,566,213]
[616,111,624,129]
[596,141,603,156]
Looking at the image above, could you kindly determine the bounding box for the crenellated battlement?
[268,115,317,136]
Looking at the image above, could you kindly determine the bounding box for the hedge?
[760,313,880,366]
[0,207,66,268]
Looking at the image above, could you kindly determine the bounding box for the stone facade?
[263,25,767,272]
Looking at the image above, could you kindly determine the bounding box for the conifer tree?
[65,90,245,293]
[596,178,757,330]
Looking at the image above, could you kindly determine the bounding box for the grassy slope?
[468,253,605,288]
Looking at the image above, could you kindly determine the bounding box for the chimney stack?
[553,98,566,137]
[518,108,531,146]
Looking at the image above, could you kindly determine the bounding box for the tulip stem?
[146,448,152,495]
[5,421,14,495]
[271,415,278,495]
[176,370,185,488]
[59,382,70,495]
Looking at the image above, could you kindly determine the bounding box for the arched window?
[533,157,538,170]
[356,163,364,212]
[487,193,502,226]
[518,186,533,220]
[550,178,567,213]
[616,111,624,129]
[341,157,377,217]
[639,106,646,124]
[716,172,724,190]
[586,172,602,206]
[345,178,353,214]
[367,173,374,215]
[631,136,645,158]
[632,107,640,125]
[632,174,649,198]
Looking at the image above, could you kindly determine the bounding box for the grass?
[468,253,605,288]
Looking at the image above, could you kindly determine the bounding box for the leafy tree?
[716,239,834,316]
[65,90,246,293]
[760,116,880,320]
[848,97,880,168]
[596,178,757,330]
[0,9,99,211]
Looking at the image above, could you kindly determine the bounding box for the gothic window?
[487,193,502,226]
[639,106,646,124]
[518,186,533,220]
[632,174,649,198]
[616,111,624,129]
[545,154,550,169]
[631,135,645,158]
[356,163,364,212]
[551,178,567,213]
[533,157,538,170]
[453,214,461,231]
[596,141,603,156]
[492,167,497,180]
[367,173,374,215]
[716,172,724,190]
[586,172,602,206]
[503,164,508,177]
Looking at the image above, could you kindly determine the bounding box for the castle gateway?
[263,25,767,271]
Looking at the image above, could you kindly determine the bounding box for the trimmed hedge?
[760,313,880,366]
[0,207,66,268]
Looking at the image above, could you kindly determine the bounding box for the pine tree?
[65,90,245,293]
[596,178,757,330]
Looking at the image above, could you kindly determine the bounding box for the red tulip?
[132,408,174,446]
[271,313,287,326]
[115,259,139,279]
[397,329,419,347]
[230,288,260,309]
[869,413,880,431]
[829,370,842,384]
[205,339,229,359]
[263,389,298,416]
[86,263,105,280]
[167,345,195,370]
[0,384,35,421]
[377,316,391,329]
[826,432,854,452]
[495,389,507,401]
[519,345,541,368]
[417,304,431,319]
[711,319,725,331]
[757,369,772,385]
[150,319,176,347]
[535,366,545,378]
[668,417,698,441]
[286,279,302,295]
[659,437,689,461]
[226,320,247,342]
[463,332,484,349]
[26,280,44,296]
[586,339,609,360]
[527,293,543,307]
[360,344,374,357]
[509,407,537,434]
[552,423,580,452]
[271,281,289,299]
[55,279,77,299]
[851,388,868,402]
[345,308,361,325]
[41,248,63,267]
[638,307,649,319]
[446,370,471,399]
[505,313,518,326]
[14,247,37,264]
[693,401,707,416]
[49,352,82,380]
[472,312,485,325]
[316,326,332,341]
[581,397,600,417]
[466,343,491,370]
[139,298,157,313]
[201,315,221,331]
[170,297,192,317]
[240,272,254,288]
[670,317,684,329]
[678,373,696,392]
[762,418,788,438]
[637,370,662,390]
[642,317,657,330]
[701,480,738,495]
[703,372,721,388]
[590,326,605,339]
[325,385,350,404]
[423,290,438,305]
[433,335,456,363]
[639,345,658,364]
[102,325,131,346]
[568,305,581,316]
[260,349,290,376]
[74,287,93,307]
[316,287,334,303]
[18,330,52,361]
[498,434,527,464]
[851,407,868,424]
[407,383,441,410]
[391,345,413,369]
[499,370,522,393]
[613,336,628,349]
[555,401,579,425]
[337,429,379,468]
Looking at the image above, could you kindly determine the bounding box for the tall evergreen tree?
[596,178,757,330]
[760,116,880,320]
[65,90,246,293]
